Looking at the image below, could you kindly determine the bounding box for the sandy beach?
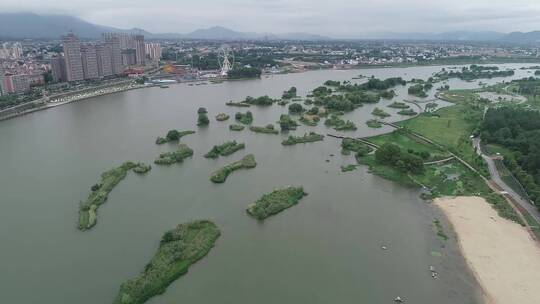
[435,196,540,304]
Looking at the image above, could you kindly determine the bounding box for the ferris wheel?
[218,45,235,76]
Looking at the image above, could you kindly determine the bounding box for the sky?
[2,0,540,37]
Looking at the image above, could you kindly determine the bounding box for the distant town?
[2,32,540,118]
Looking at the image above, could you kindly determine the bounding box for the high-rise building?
[121,49,137,66]
[118,33,135,50]
[62,33,84,82]
[81,44,99,79]
[1,73,30,94]
[103,33,123,75]
[145,43,162,62]
[134,35,145,66]
[50,56,67,83]
[96,44,113,77]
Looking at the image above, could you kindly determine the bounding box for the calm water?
[0,64,533,304]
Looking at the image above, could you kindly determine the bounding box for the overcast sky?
[2,0,540,37]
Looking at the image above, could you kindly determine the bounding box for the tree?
[43,71,53,84]
[375,143,401,164]
[197,113,209,126]
[166,130,180,141]
[288,103,304,114]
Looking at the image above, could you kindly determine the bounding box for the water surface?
[0,63,532,304]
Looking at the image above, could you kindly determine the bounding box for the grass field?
[397,99,489,176]
[368,131,449,161]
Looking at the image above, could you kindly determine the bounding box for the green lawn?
[368,131,448,161]
[398,101,489,176]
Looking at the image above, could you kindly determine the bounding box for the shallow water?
[0,63,533,304]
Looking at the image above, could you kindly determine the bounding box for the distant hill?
[184,26,249,40]
[371,31,506,41]
[2,12,540,44]
[503,31,540,43]
[0,13,331,41]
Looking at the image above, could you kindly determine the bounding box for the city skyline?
[2,0,540,38]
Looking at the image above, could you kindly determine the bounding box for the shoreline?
[2,59,539,123]
[434,196,540,304]
[0,83,149,122]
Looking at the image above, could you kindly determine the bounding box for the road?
[473,138,540,223]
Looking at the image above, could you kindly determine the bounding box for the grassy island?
[113,220,221,304]
[215,113,230,121]
[408,84,428,98]
[279,114,299,131]
[341,164,357,172]
[235,111,253,125]
[324,114,357,131]
[299,114,319,126]
[154,144,193,165]
[246,186,307,220]
[241,95,277,106]
[249,124,279,134]
[229,124,245,131]
[388,102,410,109]
[341,138,373,157]
[282,132,324,145]
[78,162,138,231]
[155,130,195,145]
[226,101,251,107]
[132,163,151,174]
[204,141,245,158]
[210,154,257,183]
[397,109,418,116]
[371,107,391,118]
[366,119,382,128]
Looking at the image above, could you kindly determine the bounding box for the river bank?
[0,81,149,122]
[435,196,540,304]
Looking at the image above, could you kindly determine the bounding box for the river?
[0,63,534,304]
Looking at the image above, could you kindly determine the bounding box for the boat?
[159,85,169,89]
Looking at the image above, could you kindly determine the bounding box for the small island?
[371,107,391,118]
[341,138,373,156]
[235,111,253,125]
[226,101,251,107]
[250,124,279,134]
[113,220,221,304]
[341,164,357,172]
[132,162,152,174]
[324,114,357,131]
[215,113,230,121]
[408,84,428,98]
[366,119,382,128]
[210,154,257,183]
[239,95,277,106]
[278,114,299,131]
[246,186,307,220]
[397,109,418,116]
[387,102,410,109]
[204,141,245,158]
[78,161,144,231]
[154,144,194,165]
[229,124,245,131]
[197,107,209,126]
[282,87,298,99]
[299,114,319,126]
[155,130,195,145]
[282,132,324,145]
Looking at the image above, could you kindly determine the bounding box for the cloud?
[2,0,540,37]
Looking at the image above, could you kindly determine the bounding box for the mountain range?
[2,12,540,43]
[0,13,330,41]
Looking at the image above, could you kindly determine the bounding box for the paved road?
[473,138,540,223]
